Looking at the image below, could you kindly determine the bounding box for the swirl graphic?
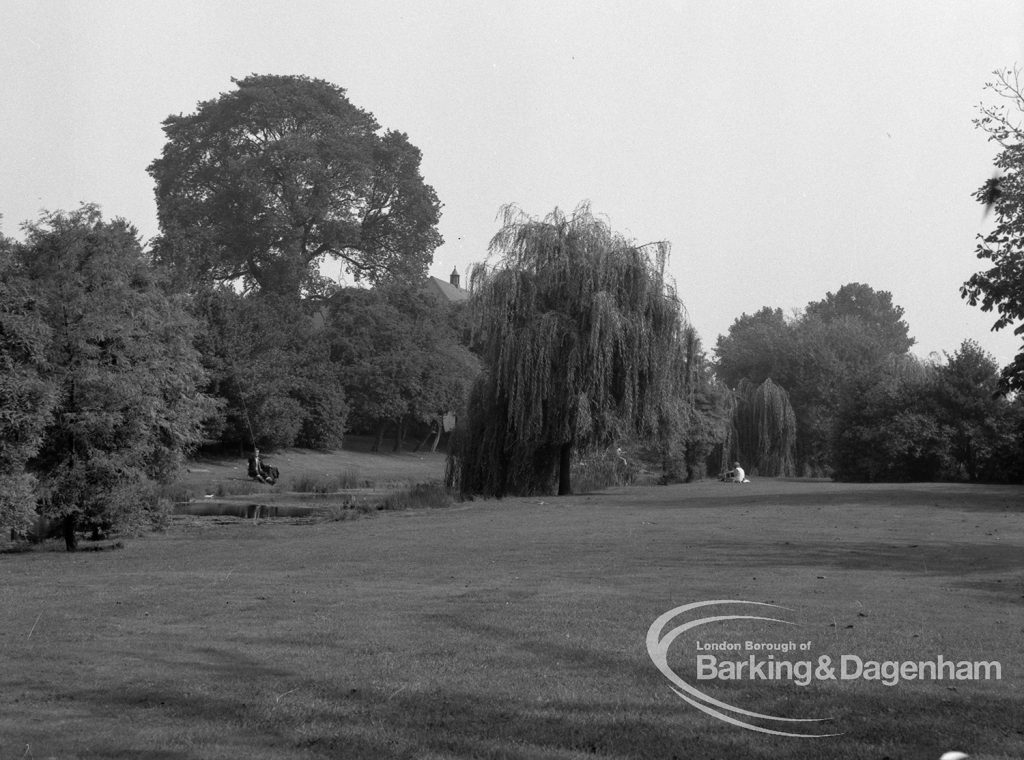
[646,599,841,737]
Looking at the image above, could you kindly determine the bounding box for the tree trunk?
[372,422,386,452]
[413,421,435,453]
[429,422,442,453]
[63,512,78,552]
[557,442,573,495]
[392,419,406,452]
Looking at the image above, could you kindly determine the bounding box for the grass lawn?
[2,471,1022,759]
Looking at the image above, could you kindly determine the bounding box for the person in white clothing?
[723,461,749,483]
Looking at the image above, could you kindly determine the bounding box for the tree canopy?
[714,283,917,474]
[16,206,214,548]
[450,204,691,497]
[327,285,478,451]
[149,74,443,297]
[964,67,1024,393]
[832,343,1024,482]
[804,282,914,357]
[0,237,56,532]
[720,378,797,477]
[192,288,347,450]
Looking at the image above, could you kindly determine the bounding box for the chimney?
[449,267,461,289]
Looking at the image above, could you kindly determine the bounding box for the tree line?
[4,70,1024,548]
[713,284,1024,482]
[0,75,473,547]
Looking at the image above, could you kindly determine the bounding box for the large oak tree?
[149,74,443,297]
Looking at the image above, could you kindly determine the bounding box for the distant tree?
[667,327,734,482]
[933,340,1024,482]
[149,74,443,297]
[964,67,1024,393]
[800,283,915,467]
[721,378,798,477]
[0,239,56,532]
[327,285,477,451]
[194,289,346,450]
[804,282,915,357]
[789,312,911,473]
[327,288,407,446]
[713,307,792,389]
[402,323,479,452]
[18,206,214,549]
[832,343,1024,483]
[714,283,916,474]
[451,204,690,497]
[832,356,950,482]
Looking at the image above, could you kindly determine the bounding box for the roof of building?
[425,276,469,303]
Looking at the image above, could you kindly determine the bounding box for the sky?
[3,1,1024,364]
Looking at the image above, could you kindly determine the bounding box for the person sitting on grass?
[247,448,279,485]
[722,461,750,483]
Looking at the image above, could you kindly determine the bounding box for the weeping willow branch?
[449,203,690,497]
[720,377,797,477]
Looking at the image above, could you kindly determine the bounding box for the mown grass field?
[2,462,1022,759]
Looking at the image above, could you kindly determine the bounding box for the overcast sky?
[3,1,1023,363]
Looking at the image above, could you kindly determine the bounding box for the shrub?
[571,446,639,493]
[378,482,453,510]
[289,470,369,493]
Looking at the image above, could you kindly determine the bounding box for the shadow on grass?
[11,618,1021,759]
[52,660,1024,760]
[717,539,1024,576]
[636,481,1024,513]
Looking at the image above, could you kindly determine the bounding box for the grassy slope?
[2,476,1022,759]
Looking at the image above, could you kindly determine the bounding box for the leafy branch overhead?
[965,66,1024,393]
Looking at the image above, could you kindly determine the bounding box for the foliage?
[719,378,797,477]
[570,445,640,493]
[149,74,443,297]
[288,470,370,493]
[714,282,917,475]
[713,307,792,389]
[193,288,347,450]
[832,344,1024,483]
[804,282,915,356]
[450,203,692,497]
[832,357,950,482]
[0,240,57,531]
[16,206,214,545]
[933,340,1024,482]
[965,67,1024,393]
[378,482,454,511]
[326,284,478,449]
[661,327,734,482]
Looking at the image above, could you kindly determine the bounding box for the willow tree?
[450,204,690,497]
[720,378,797,477]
